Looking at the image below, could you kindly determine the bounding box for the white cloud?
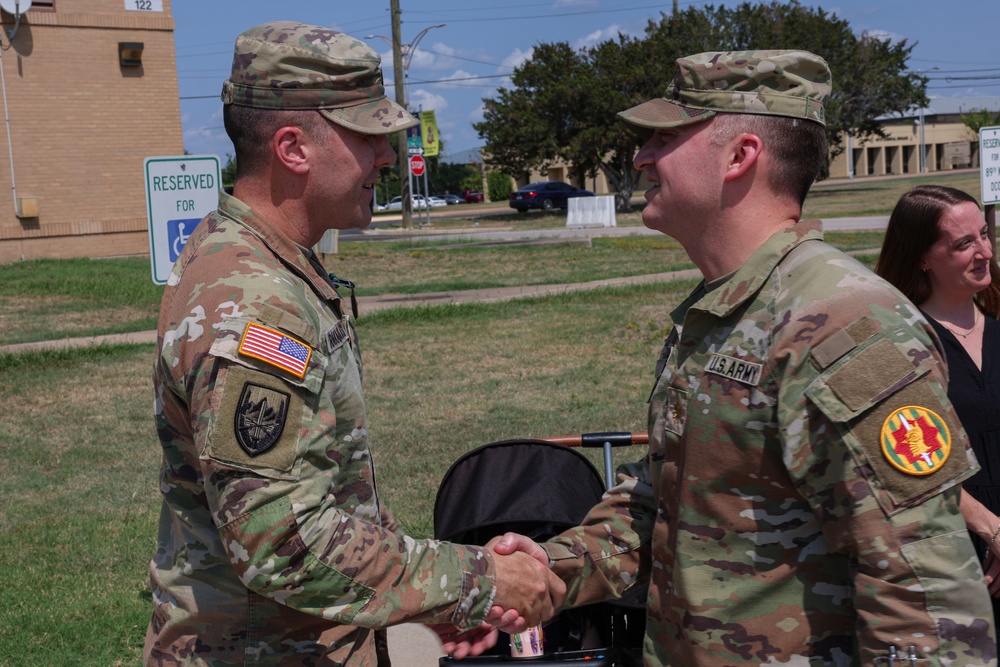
[863,28,905,43]
[408,89,449,112]
[501,47,534,70]
[408,47,439,70]
[573,24,625,50]
[435,69,477,89]
[429,41,455,58]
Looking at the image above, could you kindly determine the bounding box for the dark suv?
[509,181,594,212]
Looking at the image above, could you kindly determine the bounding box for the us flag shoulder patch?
[238,322,312,379]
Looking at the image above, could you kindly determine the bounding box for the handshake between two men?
[435,533,560,660]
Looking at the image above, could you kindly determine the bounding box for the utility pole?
[390,0,411,229]
[673,0,678,15]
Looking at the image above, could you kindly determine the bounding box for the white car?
[386,195,445,211]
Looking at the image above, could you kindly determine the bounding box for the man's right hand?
[487,533,565,633]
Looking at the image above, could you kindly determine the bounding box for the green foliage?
[962,108,1000,135]
[221,153,237,187]
[460,166,484,193]
[477,1,927,190]
[431,161,482,196]
[477,38,643,211]
[486,170,514,201]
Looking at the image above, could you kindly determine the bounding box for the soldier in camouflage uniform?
[495,50,998,665]
[143,21,562,667]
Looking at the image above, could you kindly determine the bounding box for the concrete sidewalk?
[0,268,700,355]
[388,623,450,665]
[0,213,888,357]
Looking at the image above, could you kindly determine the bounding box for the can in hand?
[510,625,544,658]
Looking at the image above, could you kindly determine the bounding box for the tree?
[221,153,237,188]
[645,2,926,173]
[477,1,928,202]
[477,37,658,211]
[962,108,1000,135]
[486,170,513,202]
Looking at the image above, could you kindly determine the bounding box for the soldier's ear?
[724,132,762,182]
[272,126,310,176]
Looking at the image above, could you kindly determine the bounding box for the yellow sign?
[420,110,440,157]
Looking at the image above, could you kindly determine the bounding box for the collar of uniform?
[218,190,341,303]
[699,219,825,318]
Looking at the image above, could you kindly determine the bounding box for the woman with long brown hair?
[877,184,1000,625]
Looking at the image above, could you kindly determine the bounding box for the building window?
[29,0,55,10]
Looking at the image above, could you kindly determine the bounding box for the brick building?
[0,0,182,263]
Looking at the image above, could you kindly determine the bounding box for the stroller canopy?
[434,439,606,544]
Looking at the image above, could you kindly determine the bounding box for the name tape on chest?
[238,322,313,379]
[705,353,763,386]
[325,320,351,352]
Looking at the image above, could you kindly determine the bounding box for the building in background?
[0,0,182,263]
[829,97,1000,179]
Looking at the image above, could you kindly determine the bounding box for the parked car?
[434,193,464,205]
[508,181,595,212]
[463,190,485,203]
[386,195,442,211]
[427,196,449,207]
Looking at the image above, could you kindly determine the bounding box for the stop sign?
[409,155,426,176]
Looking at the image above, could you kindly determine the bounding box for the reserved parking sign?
[145,155,221,285]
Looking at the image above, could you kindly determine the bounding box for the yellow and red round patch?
[880,406,951,476]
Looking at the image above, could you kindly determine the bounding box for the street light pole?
[389,0,410,228]
[916,66,939,174]
[373,9,444,230]
[919,105,927,173]
[400,23,444,230]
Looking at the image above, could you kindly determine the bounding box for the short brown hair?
[708,113,827,205]
[875,185,1000,316]
[223,105,330,180]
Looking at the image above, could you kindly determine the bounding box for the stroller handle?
[542,431,649,448]
[542,433,648,489]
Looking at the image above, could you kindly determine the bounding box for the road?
[344,213,889,244]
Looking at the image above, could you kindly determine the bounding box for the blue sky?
[173,0,999,160]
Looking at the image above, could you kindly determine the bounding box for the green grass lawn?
[0,281,689,666]
[0,183,975,664]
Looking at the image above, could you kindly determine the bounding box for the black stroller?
[433,432,648,666]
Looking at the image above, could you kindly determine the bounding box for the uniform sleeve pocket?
[899,530,994,645]
[806,342,972,513]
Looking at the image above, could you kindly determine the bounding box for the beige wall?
[0,0,183,262]
[829,120,978,180]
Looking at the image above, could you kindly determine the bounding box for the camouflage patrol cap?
[618,50,831,133]
[221,21,418,135]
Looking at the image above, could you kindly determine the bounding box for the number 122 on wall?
[126,0,163,11]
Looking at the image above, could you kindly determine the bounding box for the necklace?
[939,308,981,339]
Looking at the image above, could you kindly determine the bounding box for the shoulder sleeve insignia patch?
[880,406,951,476]
[235,382,290,457]
[238,322,312,379]
[208,365,301,474]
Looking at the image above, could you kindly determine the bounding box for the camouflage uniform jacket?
[145,192,496,666]
[546,221,997,666]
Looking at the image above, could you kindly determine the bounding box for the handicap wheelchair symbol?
[167,218,201,262]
